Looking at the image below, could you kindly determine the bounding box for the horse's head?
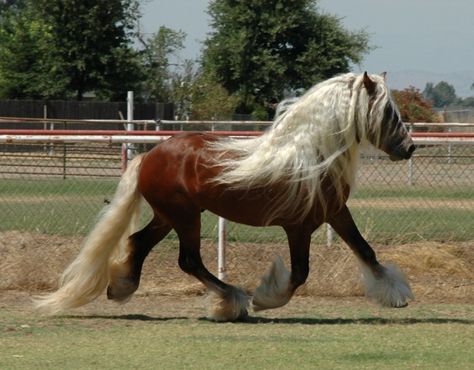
[362,72,416,161]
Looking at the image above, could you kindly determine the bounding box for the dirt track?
[348,198,474,210]
[1,231,473,317]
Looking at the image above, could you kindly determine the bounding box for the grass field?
[0,178,472,243]
[1,176,472,369]
[1,296,473,370]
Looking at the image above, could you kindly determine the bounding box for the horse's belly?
[196,188,285,227]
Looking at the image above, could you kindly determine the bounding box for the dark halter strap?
[355,122,361,144]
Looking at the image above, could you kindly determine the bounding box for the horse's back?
[138,132,218,202]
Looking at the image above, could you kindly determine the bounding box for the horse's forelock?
[363,75,397,148]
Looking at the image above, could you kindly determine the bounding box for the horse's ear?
[363,72,377,95]
[380,72,387,80]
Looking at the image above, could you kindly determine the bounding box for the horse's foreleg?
[107,216,172,302]
[252,225,315,311]
[328,205,413,307]
[175,213,249,321]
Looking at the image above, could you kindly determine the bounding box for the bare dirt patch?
[1,231,473,316]
[348,198,474,210]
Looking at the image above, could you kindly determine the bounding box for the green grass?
[0,178,118,235]
[0,177,118,196]
[1,303,473,369]
[351,207,473,243]
[0,178,472,243]
[352,186,472,200]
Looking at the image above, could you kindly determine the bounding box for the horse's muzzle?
[407,144,416,158]
[389,143,416,161]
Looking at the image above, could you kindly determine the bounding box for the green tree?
[38,0,144,100]
[0,0,25,14]
[0,0,144,100]
[139,26,186,102]
[0,4,68,98]
[458,96,474,108]
[423,81,458,108]
[202,0,370,117]
[188,72,239,120]
[167,61,238,121]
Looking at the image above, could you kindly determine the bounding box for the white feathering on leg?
[207,286,250,322]
[252,256,292,311]
[360,262,414,307]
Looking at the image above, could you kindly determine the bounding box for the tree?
[458,96,474,108]
[0,0,22,13]
[187,72,239,120]
[423,81,458,108]
[202,0,370,117]
[392,87,439,123]
[41,0,145,100]
[139,26,186,102]
[167,61,238,121]
[0,0,144,100]
[0,3,69,98]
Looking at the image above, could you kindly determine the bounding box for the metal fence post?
[326,223,334,247]
[408,125,414,186]
[448,128,452,164]
[126,91,134,163]
[408,156,414,186]
[217,217,227,280]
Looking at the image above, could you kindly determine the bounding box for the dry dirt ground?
[1,231,473,318]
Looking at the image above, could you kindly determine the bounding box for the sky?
[141,0,474,92]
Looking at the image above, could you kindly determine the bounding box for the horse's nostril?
[409,144,416,154]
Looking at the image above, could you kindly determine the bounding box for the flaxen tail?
[34,154,145,314]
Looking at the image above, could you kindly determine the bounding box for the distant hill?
[387,70,474,98]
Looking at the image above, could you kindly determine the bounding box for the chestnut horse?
[35,72,416,321]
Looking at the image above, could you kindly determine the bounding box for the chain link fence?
[1,136,473,296]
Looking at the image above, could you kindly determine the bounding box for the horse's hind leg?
[173,211,249,321]
[328,205,413,307]
[107,216,172,302]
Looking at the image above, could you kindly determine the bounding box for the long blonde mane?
[209,73,393,224]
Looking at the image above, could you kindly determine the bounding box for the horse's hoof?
[394,302,408,308]
[106,285,122,301]
[235,308,249,322]
[106,278,137,302]
[207,287,250,322]
[106,285,118,300]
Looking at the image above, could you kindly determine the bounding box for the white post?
[326,223,334,247]
[126,91,134,164]
[408,157,413,186]
[48,106,55,156]
[43,105,48,154]
[407,125,413,186]
[447,127,452,164]
[217,217,227,280]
